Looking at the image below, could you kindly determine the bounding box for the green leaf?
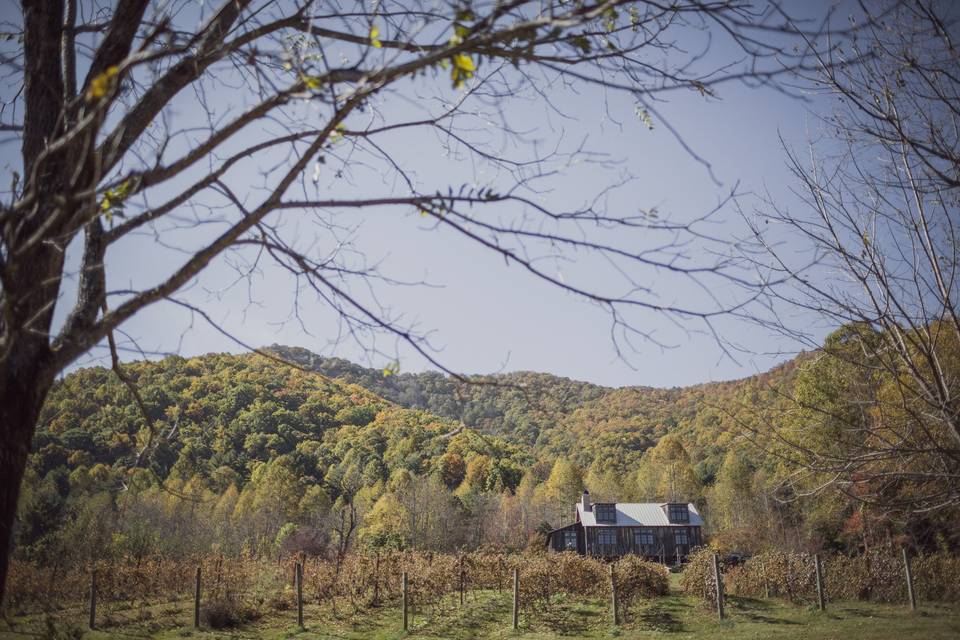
[635,105,654,130]
[571,35,592,54]
[603,7,619,32]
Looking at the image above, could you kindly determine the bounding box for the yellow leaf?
[382,360,400,377]
[450,53,476,89]
[369,25,382,48]
[99,178,132,216]
[85,65,119,102]
[452,54,475,72]
[302,75,322,90]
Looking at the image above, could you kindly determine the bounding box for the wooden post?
[295,562,304,628]
[902,548,917,611]
[401,571,409,632]
[194,565,202,628]
[609,565,619,626]
[459,555,465,607]
[498,558,503,594]
[512,567,519,630]
[88,568,97,630]
[814,554,825,611]
[760,557,769,599]
[712,553,724,620]
[374,552,381,605]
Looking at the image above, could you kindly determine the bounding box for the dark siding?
[583,525,702,560]
[548,522,585,554]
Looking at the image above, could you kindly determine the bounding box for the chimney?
[581,490,592,512]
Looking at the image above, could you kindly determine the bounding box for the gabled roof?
[545,521,581,536]
[577,502,703,527]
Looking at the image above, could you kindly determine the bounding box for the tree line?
[16,337,959,571]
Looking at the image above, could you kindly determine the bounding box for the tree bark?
[0,342,56,605]
[2,2,91,603]
[21,0,64,178]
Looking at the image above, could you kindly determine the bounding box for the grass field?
[3,581,958,639]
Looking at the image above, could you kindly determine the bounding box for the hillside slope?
[267,344,803,482]
[23,343,943,563]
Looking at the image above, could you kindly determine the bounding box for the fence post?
[902,548,917,611]
[402,571,409,632]
[88,568,97,630]
[374,552,381,605]
[459,555,465,607]
[512,567,519,630]
[760,557,769,599]
[712,553,724,620]
[814,554,825,611]
[194,565,202,628]
[498,558,503,594]
[609,564,619,626]
[296,562,304,628]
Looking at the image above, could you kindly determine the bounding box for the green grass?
[3,588,958,639]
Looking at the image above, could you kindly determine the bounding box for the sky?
[3,1,852,389]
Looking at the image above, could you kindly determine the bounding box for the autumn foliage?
[680,548,960,608]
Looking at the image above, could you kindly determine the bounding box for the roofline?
[576,522,702,527]
[544,521,582,535]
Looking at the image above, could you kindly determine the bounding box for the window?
[634,528,655,554]
[667,503,689,524]
[635,529,654,546]
[594,503,617,523]
[596,529,617,555]
[563,530,578,550]
[674,529,689,545]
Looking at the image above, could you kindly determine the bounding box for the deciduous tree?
[748,1,960,515]
[0,0,854,599]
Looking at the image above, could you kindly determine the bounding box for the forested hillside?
[266,345,611,445]
[16,336,958,570]
[269,343,805,512]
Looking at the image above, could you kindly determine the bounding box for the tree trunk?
[0,345,55,606]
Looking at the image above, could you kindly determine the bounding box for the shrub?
[724,551,816,605]
[824,551,904,603]
[903,553,960,603]
[513,554,607,609]
[202,595,259,629]
[679,547,720,607]
[613,555,669,600]
[613,555,669,621]
[725,549,960,605]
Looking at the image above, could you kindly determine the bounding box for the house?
[546,490,703,562]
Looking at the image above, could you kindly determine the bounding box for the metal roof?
[577,502,703,527]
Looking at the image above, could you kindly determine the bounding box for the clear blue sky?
[14,1,847,388]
